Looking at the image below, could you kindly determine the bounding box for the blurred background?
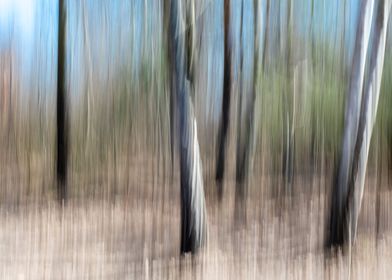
[1,0,392,278]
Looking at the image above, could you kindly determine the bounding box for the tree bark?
[326,0,374,248]
[235,0,246,192]
[236,0,259,187]
[57,0,68,203]
[82,0,93,153]
[282,0,294,189]
[167,0,208,254]
[262,0,269,72]
[234,0,259,223]
[346,0,391,245]
[215,0,232,198]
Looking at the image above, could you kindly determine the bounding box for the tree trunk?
[346,0,391,245]
[82,0,93,154]
[262,0,269,72]
[236,0,259,187]
[57,0,68,203]
[235,0,245,191]
[326,0,374,248]
[167,0,208,254]
[215,0,232,199]
[282,0,294,190]
[234,0,259,221]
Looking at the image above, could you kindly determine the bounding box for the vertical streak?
[167,0,208,254]
[327,0,374,247]
[215,0,232,197]
[57,0,68,203]
[347,0,391,244]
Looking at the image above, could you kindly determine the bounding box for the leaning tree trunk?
[346,0,391,245]
[167,0,208,254]
[326,0,374,248]
[57,0,68,203]
[215,0,232,198]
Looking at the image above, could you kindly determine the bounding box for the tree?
[238,0,259,186]
[345,0,391,246]
[234,0,260,221]
[166,0,208,254]
[282,0,294,189]
[262,0,270,73]
[82,0,93,153]
[57,0,68,203]
[326,0,392,248]
[215,0,232,199]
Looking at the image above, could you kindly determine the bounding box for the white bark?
[181,80,208,251]
[168,0,208,254]
[328,0,374,247]
[338,0,374,202]
[350,0,392,243]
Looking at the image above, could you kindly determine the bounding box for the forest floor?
[0,167,391,279]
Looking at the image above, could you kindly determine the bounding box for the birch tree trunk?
[347,0,391,245]
[327,0,374,248]
[167,0,208,254]
[57,0,68,203]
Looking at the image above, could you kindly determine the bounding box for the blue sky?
[0,0,35,48]
[0,0,372,100]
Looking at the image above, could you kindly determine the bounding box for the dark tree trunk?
[235,0,245,194]
[57,0,68,203]
[215,0,232,199]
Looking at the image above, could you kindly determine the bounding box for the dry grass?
[0,158,391,280]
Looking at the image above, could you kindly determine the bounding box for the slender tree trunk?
[7,50,12,149]
[235,0,245,192]
[82,0,93,154]
[57,0,68,203]
[262,0,269,72]
[236,0,259,187]
[215,0,232,198]
[185,0,196,84]
[310,0,317,167]
[167,0,208,254]
[249,0,260,177]
[235,0,259,221]
[282,0,294,190]
[234,0,246,223]
[326,0,374,248]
